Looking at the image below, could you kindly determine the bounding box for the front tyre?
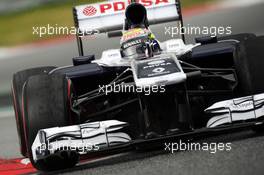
[232,36,264,132]
[12,67,55,156]
[234,36,264,95]
[22,74,78,171]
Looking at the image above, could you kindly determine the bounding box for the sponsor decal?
[131,0,169,7]
[108,53,120,57]
[231,100,253,110]
[152,67,165,73]
[123,39,142,49]
[81,0,171,17]
[168,43,181,49]
[83,6,97,16]
[143,61,172,69]
[148,60,165,65]
[100,1,126,13]
[136,58,180,78]
[122,28,148,42]
[100,0,170,14]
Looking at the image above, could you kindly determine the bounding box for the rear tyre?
[11,67,55,156]
[22,74,78,171]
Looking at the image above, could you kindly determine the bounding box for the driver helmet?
[121,28,161,59]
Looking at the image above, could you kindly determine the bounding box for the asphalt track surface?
[1,2,264,175]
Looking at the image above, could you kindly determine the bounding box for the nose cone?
[125,3,147,28]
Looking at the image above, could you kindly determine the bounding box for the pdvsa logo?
[99,0,169,13]
[83,6,97,16]
[83,0,170,16]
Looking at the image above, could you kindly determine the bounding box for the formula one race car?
[11,0,264,171]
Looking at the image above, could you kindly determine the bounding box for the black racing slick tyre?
[234,36,264,95]
[232,36,264,132]
[22,74,78,171]
[11,67,55,157]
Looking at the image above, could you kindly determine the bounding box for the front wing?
[32,93,264,163]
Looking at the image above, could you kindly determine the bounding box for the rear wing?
[73,0,184,56]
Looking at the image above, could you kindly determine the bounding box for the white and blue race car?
[11,0,264,171]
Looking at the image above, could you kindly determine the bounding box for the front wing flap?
[31,120,131,162]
